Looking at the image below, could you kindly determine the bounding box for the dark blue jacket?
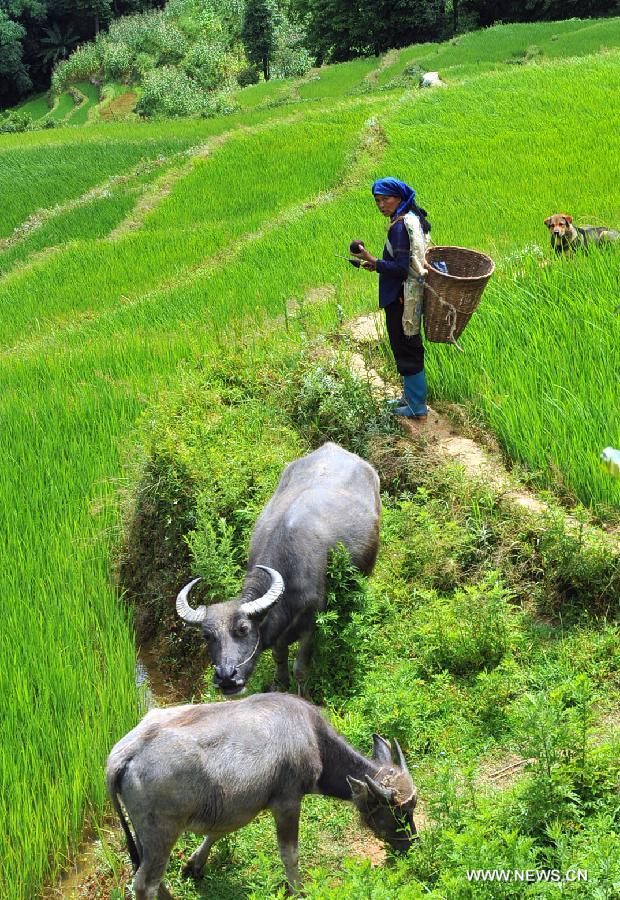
[375,217,410,308]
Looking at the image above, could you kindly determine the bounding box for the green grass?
[0,164,172,276]
[0,104,383,899]
[14,92,51,120]
[378,17,620,84]
[429,252,620,509]
[299,57,380,98]
[0,137,201,239]
[66,80,100,124]
[234,78,296,109]
[48,89,77,122]
[2,19,620,899]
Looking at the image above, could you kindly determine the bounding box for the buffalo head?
[176,566,284,695]
[347,734,417,853]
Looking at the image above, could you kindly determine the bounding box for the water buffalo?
[176,442,381,694]
[106,693,417,899]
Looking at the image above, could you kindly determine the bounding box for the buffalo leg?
[182,834,217,878]
[272,800,302,891]
[293,627,314,695]
[133,837,177,900]
[272,637,291,689]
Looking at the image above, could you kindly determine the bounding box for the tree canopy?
[241,0,277,80]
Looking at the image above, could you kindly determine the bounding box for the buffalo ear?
[544,217,553,227]
[563,214,573,224]
[372,734,392,765]
[347,776,368,801]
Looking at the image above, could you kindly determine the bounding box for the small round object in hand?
[350,240,365,255]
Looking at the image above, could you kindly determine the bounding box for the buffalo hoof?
[181,861,203,880]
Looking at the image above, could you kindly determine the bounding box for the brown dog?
[545,213,620,255]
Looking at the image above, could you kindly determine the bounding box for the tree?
[242,0,277,80]
[298,0,446,63]
[0,8,32,104]
[36,19,79,65]
[461,0,620,27]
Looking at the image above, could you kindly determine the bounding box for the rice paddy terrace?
[1,18,620,899]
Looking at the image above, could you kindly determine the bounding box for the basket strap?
[421,277,465,352]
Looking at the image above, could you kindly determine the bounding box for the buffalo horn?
[239,566,284,618]
[364,774,395,804]
[391,738,409,773]
[176,577,207,624]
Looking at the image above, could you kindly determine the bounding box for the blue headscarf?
[372,177,416,217]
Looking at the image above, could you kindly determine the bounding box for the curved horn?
[391,738,409,774]
[239,566,284,618]
[176,577,207,624]
[372,734,392,766]
[364,774,395,804]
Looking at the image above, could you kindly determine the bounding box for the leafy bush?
[237,65,260,86]
[51,43,101,94]
[199,90,238,118]
[102,42,132,82]
[134,51,157,76]
[291,353,397,456]
[309,544,372,701]
[136,66,203,117]
[0,110,32,133]
[272,43,312,78]
[183,41,227,90]
[411,573,520,676]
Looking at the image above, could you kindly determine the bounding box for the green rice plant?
[14,92,51,120]
[65,80,100,125]
[48,90,78,122]
[298,57,380,99]
[428,251,620,510]
[0,135,205,239]
[377,18,620,85]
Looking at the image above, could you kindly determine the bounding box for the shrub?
[148,18,189,64]
[237,65,260,86]
[0,110,32,133]
[51,42,102,94]
[411,573,520,677]
[183,41,227,90]
[272,44,312,79]
[134,52,157,76]
[199,90,238,118]
[136,66,203,117]
[290,354,396,456]
[309,544,372,701]
[102,42,132,82]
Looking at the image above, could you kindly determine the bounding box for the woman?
[357,177,430,420]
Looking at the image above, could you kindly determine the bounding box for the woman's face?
[374,194,400,217]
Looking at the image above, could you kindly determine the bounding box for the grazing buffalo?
[106,693,417,899]
[176,442,381,694]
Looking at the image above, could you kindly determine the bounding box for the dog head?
[544,214,575,252]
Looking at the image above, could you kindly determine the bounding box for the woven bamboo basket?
[422,246,495,349]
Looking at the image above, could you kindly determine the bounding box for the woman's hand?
[359,248,378,270]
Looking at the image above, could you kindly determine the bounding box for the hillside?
[1,20,619,899]
[7,15,620,126]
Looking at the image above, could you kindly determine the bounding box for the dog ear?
[544,217,553,227]
[563,215,573,224]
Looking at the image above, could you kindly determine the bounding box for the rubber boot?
[393,370,428,418]
[386,380,406,408]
